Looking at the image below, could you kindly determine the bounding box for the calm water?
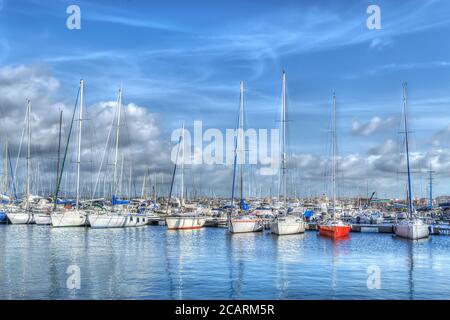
[0,224,449,299]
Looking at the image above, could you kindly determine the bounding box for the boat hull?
[124,215,137,227]
[394,223,429,240]
[133,215,147,227]
[6,212,33,224]
[89,214,125,228]
[229,219,263,233]
[270,218,306,235]
[318,224,351,238]
[0,212,7,223]
[51,213,87,227]
[166,217,206,230]
[34,214,52,225]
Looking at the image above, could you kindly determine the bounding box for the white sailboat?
[166,215,206,230]
[33,208,52,225]
[51,80,87,227]
[6,99,33,224]
[228,81,263,234]
[89,211,125,228]
[394,83,429,240]
[36,111,64,226]
[166,123,206,230]
[89,87,127,229]
[123,166,147,227]
[270,71,306,235]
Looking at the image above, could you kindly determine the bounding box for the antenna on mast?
[428,165,434,210]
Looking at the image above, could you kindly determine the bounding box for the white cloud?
[0,65,167,197]
[0,64,449,198]
[352,116,395,136]
[430,124,450,147]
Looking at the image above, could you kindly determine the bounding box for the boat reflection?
[226,231,261,299]
[274,233,306,299]
[165,228,205,299]
[393,235,429,299]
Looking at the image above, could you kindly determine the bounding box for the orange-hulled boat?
[318,220,351,239]
[319,93,351,240]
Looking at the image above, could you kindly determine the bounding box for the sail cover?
[112,195,129,205]
[240,199,250,211]
[303,210,314,218]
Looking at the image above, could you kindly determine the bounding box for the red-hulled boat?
[318,93,351,240]
[318,220,351,239]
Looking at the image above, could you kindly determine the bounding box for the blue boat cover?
[240,199,250,211]
[223,205,236,209]
[112,195,129,205]
[56,199,75,205]
[303,210,314,218]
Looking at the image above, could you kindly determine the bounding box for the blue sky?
[1,0,450,198]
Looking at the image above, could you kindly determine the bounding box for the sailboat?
[123,166,147,227]
[270,71,306,235]
[318,93,351,239]
[35,111,64,225]
[228,81,263,234]
[6,99,34,224]
[89,87,127,228]
[166,123,206,230]
[33,208,52,225]
[1,142,19,223]
[394,83,429,240]
[0,144,9,223]
[51,80,87,227]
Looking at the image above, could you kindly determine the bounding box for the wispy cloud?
[352,116,396,136]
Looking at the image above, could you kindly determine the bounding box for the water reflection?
[1,226,450,299]
[273,233,306,299]
[49,227,88,299]
[165,228,206,299]
[226,232,261,299]
[391,236,430,300]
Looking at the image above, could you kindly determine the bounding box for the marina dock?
[304,222,450,235]
[350,223,394,233]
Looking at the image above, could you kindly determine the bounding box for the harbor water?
[0,224,449,299]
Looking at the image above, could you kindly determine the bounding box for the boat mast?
[54,110,63,210]
[230,83,242,221]
[428,165,434,210]
[181,122,185,207]
[239,81,244,211]
[54,86,81,209]
[3,141,7,194]
[119,154,124,196]
[141,166,147,199]
[7,143,17,200]
[153,172,157,203]
[166,124,183,214]
[76,80,84,211]
[402,82,414,218]
[332,92,337,221]
[113,87,122,198]
[128,165,132,200]
[26,99,31,211]
[281,71,287,214]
